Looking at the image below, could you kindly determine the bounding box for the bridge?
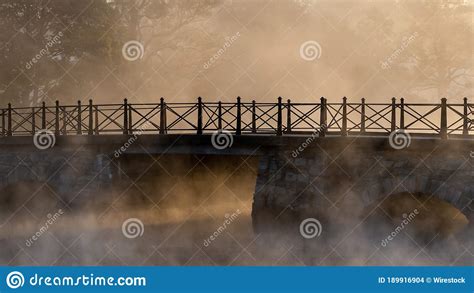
[0,98,472,265]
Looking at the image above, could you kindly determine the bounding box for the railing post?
[320,97,327,137]
[55,101,60,136]
[62,106,66,135]
[287,99,292,134]
[440,98,447,139]
[400,97,405,129]
[32,107,36,134]
[88,99,93,135]
[391,97,396,132]
[197,97,203,135]
[252,100,256,133]
[236,97,241,135]
[1,109,5,136]
[342,97,347,136]
[129,105,133,135]
[463,97,468,137]
[41,101,46,130]
[160,97,167,134]
[7,103,12,136]
[361,98,366,133]
[77,100,82,135]
[218,101,222,130]
[94,105,99,135]
[277,97,282,136]
[123,98,128,135]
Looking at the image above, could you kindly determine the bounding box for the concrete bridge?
[0,98,473,265]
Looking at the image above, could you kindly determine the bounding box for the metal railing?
[0,97,472,139]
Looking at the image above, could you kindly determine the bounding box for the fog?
[0,0,472,106]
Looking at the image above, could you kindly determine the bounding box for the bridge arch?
[358,175,472,216]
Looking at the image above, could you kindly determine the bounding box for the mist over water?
[0,154,470,266]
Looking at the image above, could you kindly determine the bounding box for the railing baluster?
[236,97,241,135]
[197,97,203,135]
[123,98,128,135]
[277,97,282,136]
[463,97,468,137]
[320,97,327,137]
[342,97,347,136]
[252,100,256,134]
[440,98,447,139]
[287,99,292,134]
[88,99,93,135]
[391,97,396,132]
[55,101,60,136]
[77,100,82,135]
[400,97,405,130]
[160,97,167,134]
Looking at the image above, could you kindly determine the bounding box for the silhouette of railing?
[0,97,472,139]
